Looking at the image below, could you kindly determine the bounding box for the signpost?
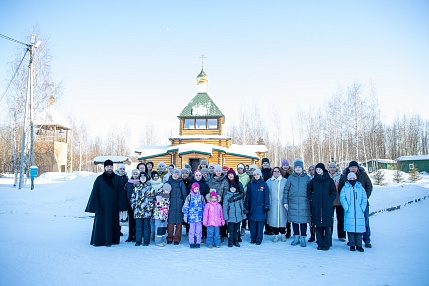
[30,166,38,190]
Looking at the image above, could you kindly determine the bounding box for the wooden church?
[135,66,267,172]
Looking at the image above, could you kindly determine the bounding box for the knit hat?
[131,169,139,175]
[118,163,125,170]
[328,162,337,168]
[168,164,175,169]
[146,161,154,168]
[237,163,245,170]
[151,170,159,179]
[214,164,222,172]
[158,162,166,169]
[139,172,150,181]
[293,158,304,169]
[262,158,270,164]
[136,162,146,170]
[172,168,181,176]
[181,168,190,175]
[281,159,290,166]
[194,170,202,176]
[249,164,257,170]
[315,163,326,172]
[200,168,209,175]
[208,163,215,169]
[347,172,357,180]
[227,168,236,176]
[229,182,238,190]
[253,169,262,176]
[184,163,191,169]
[349,161,359,168]
[222,165,229,171]
[104,159,113,167]
[210,191,218,198]
[200,160,207,166]
[162,183,172,191]
[191,182,200,193]
[208,190,221,202]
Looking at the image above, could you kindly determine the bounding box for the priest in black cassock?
[85,159,128,246]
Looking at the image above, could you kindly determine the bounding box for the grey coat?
[166,177,187,224]
[223,191,246,223]
[207,173,229,198]
[283,171,311,224]
[266,176,288,228]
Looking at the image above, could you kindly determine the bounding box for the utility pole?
[18,34,41,189]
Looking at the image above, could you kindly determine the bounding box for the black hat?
[139,172,150,181]
[262,158,270,164]
[349,161,359,168]
[229,182,239,190]
[315,163,326,172]
[151,170,159,179]
[104,159,113,167]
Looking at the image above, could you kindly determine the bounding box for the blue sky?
[1,1,428,147]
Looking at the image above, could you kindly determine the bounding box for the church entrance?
[189,158,201,174]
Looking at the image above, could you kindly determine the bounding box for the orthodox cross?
[199,55,207,66]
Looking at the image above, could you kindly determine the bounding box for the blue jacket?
[340,181,367,233]
[245,179,270,221]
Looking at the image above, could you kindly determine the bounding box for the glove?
[183,216,188,223]
[284,204,288,210]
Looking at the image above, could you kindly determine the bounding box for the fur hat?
[158,162,166,169]
[281,159,290,166]
[118,163,125,170]
[262,158,270,164]
[151,170,159,179]
[191,182,200,193]
[104,159,113,167]
[227,168,236,176]
[237,163,245,170]
[200,160,207,166]
[172,168,181,176]
[162,183,172,191]
[293,158,304,169]
[229,182,239,190]
[214,164,222,172]
[253,169,262,177]
[349,161,359,168]
[315,163,326,172]
[139,172,150,181]
[328,162,337,168]
[347,172,357,180]
[222,165,229,171]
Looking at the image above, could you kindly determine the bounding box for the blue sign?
[30,166,38,178]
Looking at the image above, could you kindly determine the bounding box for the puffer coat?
[166,177,187,224]
[266,176,288,227]
[131,182,155,219]
[207,173,229,198]
[283,171,311,224]
[245,178,270,221]
[223,191,246,223]
[308,172,336,227]
[340,181,367,233]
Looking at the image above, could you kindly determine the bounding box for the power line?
[0,33,28,46]
[0,49,29,103]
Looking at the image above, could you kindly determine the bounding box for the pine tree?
[408,168,422,182]
[392,169,405,183]
[372,169,385,185]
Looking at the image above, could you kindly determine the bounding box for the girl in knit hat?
[182,182,206,248]
[203,190,225,248]
[153,183,171,247]
[223,182,246,247]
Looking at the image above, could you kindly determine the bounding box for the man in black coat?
[85,159,128,247]
[338,160,373,248]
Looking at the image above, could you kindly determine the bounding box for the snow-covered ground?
[1,170,428,285]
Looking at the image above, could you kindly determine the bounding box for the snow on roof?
[93,156,132,165]
[34,105,72,130]
[168,135,232,140]
[134,145,171,156]
[363,159,397,164]
[396,155,429,161]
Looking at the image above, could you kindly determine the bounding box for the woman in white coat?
[266,167,288,242]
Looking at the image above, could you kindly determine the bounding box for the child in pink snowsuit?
[203,190,225,248]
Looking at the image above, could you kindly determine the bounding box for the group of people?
[85,157,373,252]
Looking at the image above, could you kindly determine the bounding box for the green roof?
[179,93,224,117]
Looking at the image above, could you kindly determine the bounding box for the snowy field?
[1,170,429,286]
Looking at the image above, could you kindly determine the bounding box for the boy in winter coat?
[245,169,270,245]
[203,190,225,248]
[223,182,246,247]
[153,183,171,247]
[131,172,155,246]
[308,163,337,250]
[340,172,368,252]
[183,182,206,248]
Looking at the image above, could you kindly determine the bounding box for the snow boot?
[357,246,365,252]
[300,236,307,247]
[240,228,246,236]
[281,234,287,242]
[272,235,279,243]
[308,234,315,242]
[291,235,300,246]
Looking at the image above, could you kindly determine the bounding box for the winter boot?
[240,228,246,236]
[150,232,155,241]
[300,236,307,247]
[291,235,300,246]
[308,233,315,242]
[281,234,287,242]
[272,234,279,243]
[357,246,365,252]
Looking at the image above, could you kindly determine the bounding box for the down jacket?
[207,173,229,198]
[340,181,367,233]
[266,176,288,228]
[131,182,155,219]
[203,200,225,227]
[308,172,337,227]
[283,171,311,224]
[245,178,270,222]
[223,191,246,223]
